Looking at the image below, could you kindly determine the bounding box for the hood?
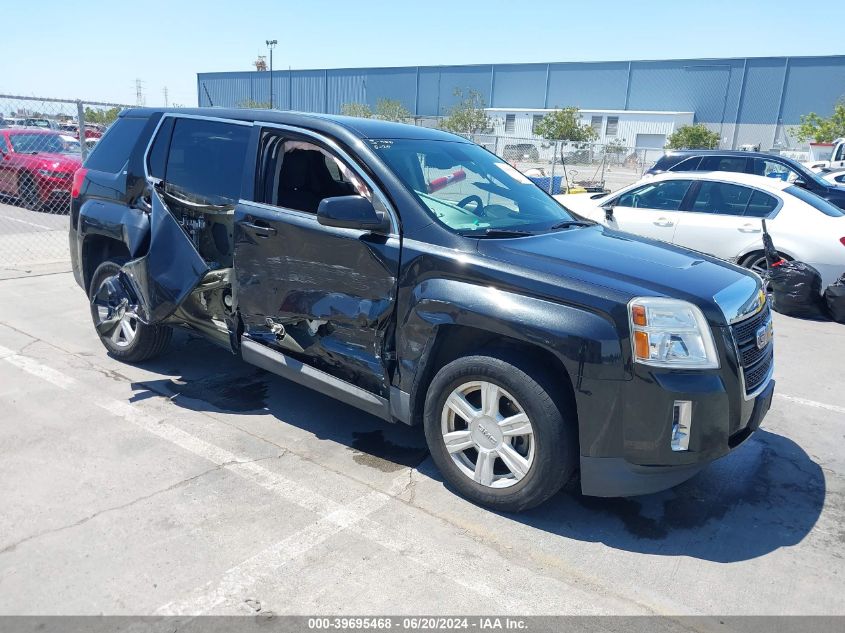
[32,153,82,171]
[476,225,759,325]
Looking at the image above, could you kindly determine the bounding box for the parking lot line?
[775,393,845,416]
[2,342,643,616]
[0,215,56,231]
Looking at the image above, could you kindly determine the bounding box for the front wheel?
[88,260,173,363]
[423,354,577,512]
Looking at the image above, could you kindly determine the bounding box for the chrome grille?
[730,304,773,396]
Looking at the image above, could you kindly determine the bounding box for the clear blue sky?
[1,0,842,108]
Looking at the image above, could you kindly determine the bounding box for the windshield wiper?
[461,228,536,238]
[548,220,594,230]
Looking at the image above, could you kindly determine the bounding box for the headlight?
[628,297,719,369]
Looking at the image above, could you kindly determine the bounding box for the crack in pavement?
[0,454,284,556]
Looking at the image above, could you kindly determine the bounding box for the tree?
[534,107,597,143]
[341,102,373,118]
[794,99,845,143]
[84,106,122,126]
[375,98,411,122]
[439,89,491,134]
[666,124,720,149]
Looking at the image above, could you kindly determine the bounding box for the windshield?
[9,133,67,155]
[785,185,845,217]
[368,139,576,234]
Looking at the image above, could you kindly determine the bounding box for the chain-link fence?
[461,134,665,195]
[0,94,670,270]
[0,94,132,270]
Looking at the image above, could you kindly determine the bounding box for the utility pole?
[162,86,169,108]
[135,79,145,107]
[266,39,277,108]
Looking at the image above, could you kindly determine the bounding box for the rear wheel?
[740,251,792,290]
[423,353,577,512]
[88,260,172,362]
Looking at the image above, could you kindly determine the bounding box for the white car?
[557,171,845,288]
[820,168,845,186]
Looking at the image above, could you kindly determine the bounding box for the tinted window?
[147,117,174,179]
[671,156,702,172]
[616,180,691,210]
[691,181,753,215]
[750,158,799,182]
[744,190,779,218]
[164,118,249,204]
[785,185,845,217]
[84,116,147,172]
[699,156,747,173]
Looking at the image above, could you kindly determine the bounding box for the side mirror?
[317,195,389,233]
[601,202,615,221]
[793,178,806,188]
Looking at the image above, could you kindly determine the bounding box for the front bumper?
[581,378,773,496]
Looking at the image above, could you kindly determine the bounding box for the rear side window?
[163,118,250,204]
[744,191,780,218]
[690,181,753,215]
[84,116,147,172]
[147,117,174,179]
[699,156,747,173]
[785,185,845,217]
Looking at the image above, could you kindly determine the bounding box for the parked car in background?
[805,137,845,171]
[558,171,845,288]
[24,118,60,131]
[820,168,845,186]
[70,108,774,511]
[58,134,83,155]
[0,128,82,211]
[645,149,845,210]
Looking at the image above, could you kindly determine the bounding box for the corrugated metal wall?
[197,56,845,147]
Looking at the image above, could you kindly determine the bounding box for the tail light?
[840,237,845,247]
[71,167,87,199]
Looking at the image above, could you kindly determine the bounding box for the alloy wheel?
[440,380,535,488]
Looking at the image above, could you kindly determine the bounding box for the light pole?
[266,39,277,109]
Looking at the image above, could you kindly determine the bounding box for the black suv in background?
[647,149,845,210]
[70,109,774,511]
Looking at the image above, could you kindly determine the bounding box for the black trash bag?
[768,261,828,319]
[824,274,845,323]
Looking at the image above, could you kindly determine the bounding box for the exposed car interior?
[259,135,370,212]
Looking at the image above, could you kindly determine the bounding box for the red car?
[0,128,83,212]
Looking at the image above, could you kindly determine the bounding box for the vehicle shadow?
[126,332,429,470]
[512,428,825,563]
[127,332,824,563]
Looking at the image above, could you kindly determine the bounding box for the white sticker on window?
[494,162,533,184]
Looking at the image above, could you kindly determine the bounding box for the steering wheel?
[457,194,485,217]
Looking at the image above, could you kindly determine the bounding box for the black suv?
[647,149,845,210]
[69,109,774,511]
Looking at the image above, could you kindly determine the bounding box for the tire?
[423,353,577,512]
[88,260,172,363]
[740,251,792,291]
[18,174,42,211]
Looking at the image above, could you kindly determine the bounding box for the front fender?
[397,278,628,394]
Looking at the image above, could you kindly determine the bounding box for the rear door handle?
[242,220,277,237]
[653,217,674,227]
[738,224,761,233]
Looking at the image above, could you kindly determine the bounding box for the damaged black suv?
[70,109,775,511]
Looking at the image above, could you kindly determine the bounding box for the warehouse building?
[197,55,845,150]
